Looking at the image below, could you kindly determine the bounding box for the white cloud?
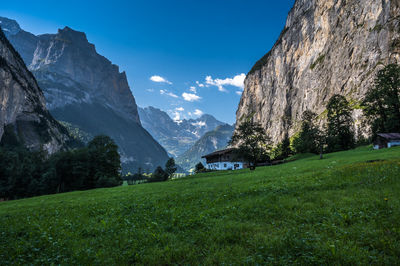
[194,109,204,116]
[189,86,197,93]
[205,73,246,92]
[172,111,182,123]
[236,91,243,95]
[191,121,206,127]
[146,88,155,92]
[196,81,205,88]
[150,75,172,85]
[182,92,201,102]
[175,107,184,111]
[160,89,178,98]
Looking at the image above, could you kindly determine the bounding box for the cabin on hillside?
[202,148,245,171]
[373,133,400,149]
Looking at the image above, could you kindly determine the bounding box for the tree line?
[123,158,177,185]
[229,64,400,168]
[0,134,122,200]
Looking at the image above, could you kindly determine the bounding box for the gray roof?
[377,133,400,140]
[202,148,236,158]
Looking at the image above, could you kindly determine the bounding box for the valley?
[1,146,399,264]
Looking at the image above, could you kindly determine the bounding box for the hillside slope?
[236,0,400,144]
[1,146,399,264]
[0,28,73,153]
[176,124,234,171]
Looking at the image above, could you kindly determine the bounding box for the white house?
[202,148,245,171]
[373,133,400,150]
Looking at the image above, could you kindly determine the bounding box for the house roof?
[201,148,236,158]
[377,133,400,140]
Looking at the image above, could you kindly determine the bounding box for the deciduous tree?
[229,120,271,169]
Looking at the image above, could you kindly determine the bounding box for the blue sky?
[1,0,295,124]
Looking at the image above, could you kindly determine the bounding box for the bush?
[195,162,206,173]
[148,166,169,182]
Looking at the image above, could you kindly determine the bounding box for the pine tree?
[293,110,320,154]
[363,64,400,137]
[326,94,355,152]
[165,158,177,179]
[195,162,206,173]
[229,120,271,169]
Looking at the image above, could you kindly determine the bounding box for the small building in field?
[202,148,245,171]
[373,133,400,149]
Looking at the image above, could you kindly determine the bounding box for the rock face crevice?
[236,0,400,143]
[0,28,72,154]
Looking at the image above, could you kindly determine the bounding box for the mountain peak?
[57,26,89,43]
[0,17,21,35]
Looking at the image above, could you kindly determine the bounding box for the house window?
[224,163,227,168]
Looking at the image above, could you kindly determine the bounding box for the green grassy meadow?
[1,146,400,265]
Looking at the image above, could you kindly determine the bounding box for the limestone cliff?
[236,0,400,143]
[0,28,72,154]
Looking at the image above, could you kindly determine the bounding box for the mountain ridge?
[1,17,169,172]
[138,106,227,157]
[176,124,235,171]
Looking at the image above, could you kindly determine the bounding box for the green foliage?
[248,51,272,75]
[59,121,93,144]
[195,162,206,173]
[310,54,325,70]
[149,166,169,182]
[229,120,271,168]
[292,110,321,154]
[326,94,355,152]
[88,135,122,187]
[370,23,383,32]
[165,158,177,178]
[271,133,292,160]
[362,64,400,138]
[0,147,399,264]
[50,102,169,174]
[0,135,122,199]
[0,124,21,148]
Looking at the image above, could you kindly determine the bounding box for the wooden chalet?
[373,133,400,149]
[202,148,245,171]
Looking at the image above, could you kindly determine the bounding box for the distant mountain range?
[176,124,235,171]
[0,17,169,172]
[138,106,227,157]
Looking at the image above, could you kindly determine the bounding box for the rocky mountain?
[0,27,73,154]
[176,124,235,171]
[138,106,227,157]
[236,0,400,144]
[1,17,169,172]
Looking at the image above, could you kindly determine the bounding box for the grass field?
[1,146,400,265]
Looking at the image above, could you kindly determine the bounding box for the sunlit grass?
[0,146,399,264]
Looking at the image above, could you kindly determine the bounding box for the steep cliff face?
[236,0,400,143]
[1,18,169,172]
[0,28,72,154]
[0,19,140,123]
